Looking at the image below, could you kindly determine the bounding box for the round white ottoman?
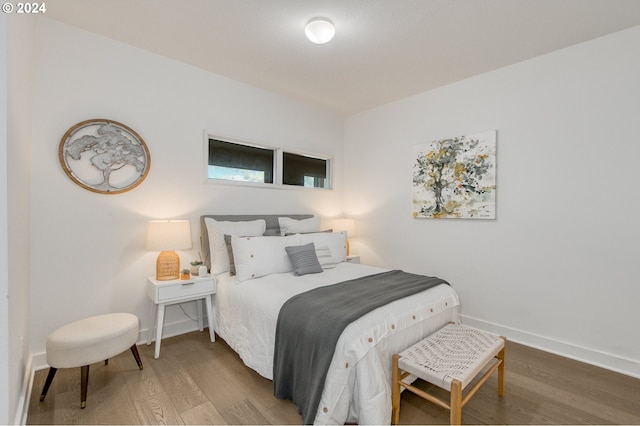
[39,313,143,408]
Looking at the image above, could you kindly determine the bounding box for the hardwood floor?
[27,330,640,425]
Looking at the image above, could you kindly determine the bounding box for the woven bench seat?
[391,323,505,425]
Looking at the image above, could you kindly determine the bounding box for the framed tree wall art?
[59,119,151,194]
[412,130,496,219]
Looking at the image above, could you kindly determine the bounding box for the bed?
[200,214,460,425]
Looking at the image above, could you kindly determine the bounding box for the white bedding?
[214,262,460,425]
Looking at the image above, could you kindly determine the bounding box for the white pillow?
[232,234,302,282]
[278,216,320,236]
[299,231,347,264]
[205,218,266,275]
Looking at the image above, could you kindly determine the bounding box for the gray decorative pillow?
[223,234,237,275]
[285,242,323,276]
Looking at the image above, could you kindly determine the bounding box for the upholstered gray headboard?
[200,214,314,271]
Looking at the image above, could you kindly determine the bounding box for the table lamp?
[332,218,356,256]
[146,220,192,280]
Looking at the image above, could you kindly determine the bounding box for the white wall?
[6,14,36,424]
[1,12,36,424]
[29,18,344,360]
[344,26,640,377]
[22,12,640,399]
[1,13,10,424]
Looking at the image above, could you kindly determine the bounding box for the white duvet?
[214,262,460,425]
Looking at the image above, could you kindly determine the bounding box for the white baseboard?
[139,317,206,351]
[461,314,640,379]
[13,354,34,425]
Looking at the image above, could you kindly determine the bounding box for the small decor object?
[59,119,150,194]
[413,130,496,219]
[190,260,203,276]
[146,220,192,281]
[180,269,191,280]
[198,265,208,277]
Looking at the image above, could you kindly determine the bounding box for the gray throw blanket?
[273,270,448,424]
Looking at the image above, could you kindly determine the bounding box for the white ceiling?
[45,0,640,115]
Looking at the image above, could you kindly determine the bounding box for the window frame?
[203,132,332,190]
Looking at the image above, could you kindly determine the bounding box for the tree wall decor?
[413,130,496,219]
[59,119,151,194]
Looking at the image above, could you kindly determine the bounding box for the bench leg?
[497,338,506,397]
[391,354,401,424]
[130,344,144,370]
[450,379,462,425]
[39,367,57,402]
[80,365,89,409]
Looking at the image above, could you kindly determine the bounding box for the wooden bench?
[391,323,506,425]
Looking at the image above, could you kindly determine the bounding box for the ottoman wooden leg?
[391,354,401,425]
[498,338,506,397]
[130,344,144,370]
[39,367,57,402]
[450,379,462,425]
[80,365,89,409]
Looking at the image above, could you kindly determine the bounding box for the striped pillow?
[285,243,323,276]
[315,246,336,269]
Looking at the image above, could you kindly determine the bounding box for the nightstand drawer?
[158,279,215,301]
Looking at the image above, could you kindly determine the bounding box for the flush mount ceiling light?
[305,18,335,44]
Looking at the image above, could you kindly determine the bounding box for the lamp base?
[156,250,180,281]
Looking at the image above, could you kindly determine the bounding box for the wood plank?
[170,335,255,414]
[27,367,53,425]
[220,399,270,425]
[179,401,227,425]
[148,354,209,413]
[133,391,184,425]
[113,349,164,399]
[50,388,82,425]
[507,341,640,410]
[76,370,139,425]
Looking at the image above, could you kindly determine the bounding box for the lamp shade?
[332,218,356,237]
[146,220,192,251]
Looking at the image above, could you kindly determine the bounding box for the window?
[283,152,328,188]
[208,139,274,184]
[206,134,331,189]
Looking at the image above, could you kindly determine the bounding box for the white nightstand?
[346,255,361,264]
[146,275,216,358]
